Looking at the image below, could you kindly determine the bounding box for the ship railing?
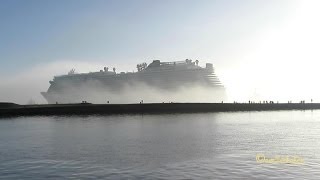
[160,61,188,65]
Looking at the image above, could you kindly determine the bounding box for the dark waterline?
[0,111,319,179]
[1,102,320,117]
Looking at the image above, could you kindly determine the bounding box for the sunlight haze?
[0,0,319,104]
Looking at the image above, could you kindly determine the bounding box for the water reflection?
[0,111,320,179]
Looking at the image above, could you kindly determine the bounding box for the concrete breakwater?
[0,102,320,117]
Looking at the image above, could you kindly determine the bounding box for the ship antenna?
[68,68,75,75]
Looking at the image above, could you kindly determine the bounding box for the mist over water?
[0,61,130,104]
[47,80,226,104]
[0,61,227,104]
[2,1,320,105]
[0,59,320,104]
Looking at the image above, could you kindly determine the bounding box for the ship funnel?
[206,63,213,71]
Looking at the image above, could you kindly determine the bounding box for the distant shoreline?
[0,102,319,117]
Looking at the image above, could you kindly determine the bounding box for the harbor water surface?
[0,111,320,179]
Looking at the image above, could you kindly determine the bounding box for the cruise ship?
[41,59,226,104]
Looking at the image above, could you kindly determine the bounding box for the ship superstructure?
[41,59,225,103]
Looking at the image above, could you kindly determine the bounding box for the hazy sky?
[1,0,320,103]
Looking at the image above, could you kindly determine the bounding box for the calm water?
[0,111,320,179]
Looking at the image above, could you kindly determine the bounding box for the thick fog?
[2,1,320,104]
[0,60,226,104]
[0,61,124,104]
[45,80,226,104]
[1,58,320,104]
